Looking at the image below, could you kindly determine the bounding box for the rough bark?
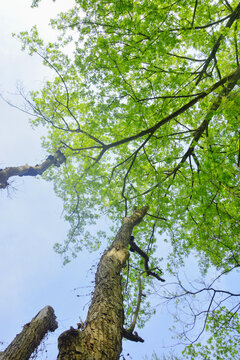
[57,206,149,360]
[0,149,66,189]
[0,306,58,360]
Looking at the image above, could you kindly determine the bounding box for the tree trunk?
[0,306,58,360]
[57,206,149,360]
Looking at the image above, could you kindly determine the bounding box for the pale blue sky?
[0,2,197,359]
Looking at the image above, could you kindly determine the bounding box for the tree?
[2,0,240,358]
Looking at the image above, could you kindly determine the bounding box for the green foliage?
[184,307,240,359]
[19,0,240,351]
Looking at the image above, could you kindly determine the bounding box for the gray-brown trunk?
[57,206,149,360]
[0,306,57,360]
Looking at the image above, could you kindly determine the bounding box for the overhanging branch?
[196,1,240,84]
[169,65,240,177]
[103,66,240,150]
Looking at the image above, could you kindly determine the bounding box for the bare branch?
[0,149,66,189]
[129,236,165,282]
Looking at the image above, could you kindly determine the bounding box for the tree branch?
[196,2,240,84]
[104,67,240,150]
[122,328,144,343]
[128,273,142,333]
[129,236,165,282]
[169,65,240,176]
[0,149,66,189]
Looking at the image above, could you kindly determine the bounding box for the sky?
[0,1,221,359]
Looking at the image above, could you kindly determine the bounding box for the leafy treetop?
[16,0,240,342]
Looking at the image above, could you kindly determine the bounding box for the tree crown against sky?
[13,0,240,357]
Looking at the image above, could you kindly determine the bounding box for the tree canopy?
[14,0,240,357]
